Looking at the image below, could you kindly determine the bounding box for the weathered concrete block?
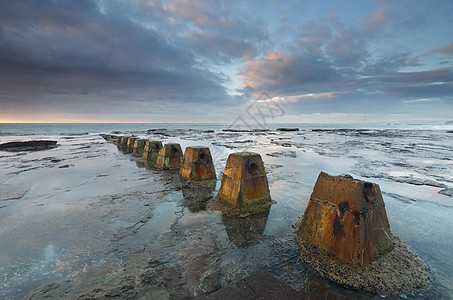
[120,136,129,146]
[155,143,183,169]
[179,146,216,181]
[116,136,130,154]
[208,152,272,216]
[115,136,125,145]
[126,137,138,148]
[133,139,148,157]
[297,172,393,267]
[143,141,163,162]
[218,152,270,207]
[100,134,117,142]
[126,137,138,153]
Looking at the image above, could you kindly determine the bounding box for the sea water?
[0,123,452,299]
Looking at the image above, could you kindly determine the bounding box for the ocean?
[1,123,452,299]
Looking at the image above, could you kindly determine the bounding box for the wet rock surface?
[201,273,307,300]
[297,235,431,294]
[1,125,452,300]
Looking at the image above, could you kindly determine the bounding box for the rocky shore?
[1,126,452,299]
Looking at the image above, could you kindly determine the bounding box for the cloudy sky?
[1,0,452,123]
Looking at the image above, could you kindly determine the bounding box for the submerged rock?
[207,152,273,216]
[0,140,57,152]
[295,172,431,293]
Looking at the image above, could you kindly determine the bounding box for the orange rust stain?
[297,172,393,266]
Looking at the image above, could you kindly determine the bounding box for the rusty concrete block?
[115,136,125,145]
[100,134,117,142]
[133,139,148,157]
[296,172,393,267]
[179,146,216,181]
[143,141,163,163]
[126,137,139,151]
[208,152,272,216]
[116,136,131,153]
[155,143,183,169]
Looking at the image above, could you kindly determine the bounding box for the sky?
[0,0,452,123]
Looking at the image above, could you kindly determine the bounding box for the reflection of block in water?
[208,152,273,216]
[156,143,183,169]
[143,141,163,163]
[180,146,216,181]
[181,179,216,213]
[222,209,269,248]
[135,160,146,168]
[296,172,393,267]
[133,139,148,157]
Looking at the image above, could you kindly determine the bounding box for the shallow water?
[0,123,452,299]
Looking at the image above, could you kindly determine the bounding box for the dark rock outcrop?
[0,140,57,152]
[277,128,299,131]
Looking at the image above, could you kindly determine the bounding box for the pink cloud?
[240,50,294,91]
[425,42,453,56]
[167,0,230,27]
[361,7,391,34]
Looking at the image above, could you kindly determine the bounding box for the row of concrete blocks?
[101,134,430,293]
[104,135,273,215]
[103,134,393,267]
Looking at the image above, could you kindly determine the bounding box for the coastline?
[1,124,452,299]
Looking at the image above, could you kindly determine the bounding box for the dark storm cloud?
[163,0,268,64]
[1,0,452,121]
[0,0,231,111]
